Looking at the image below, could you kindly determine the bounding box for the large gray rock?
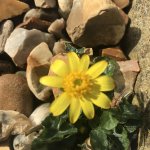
[0,20,14,53]
[122,0,150,149]
[66,0,125,47]
[4,28,55,67]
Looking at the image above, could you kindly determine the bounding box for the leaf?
[90,127,108,150]
[100,111,119,130]
[31,114,77,150]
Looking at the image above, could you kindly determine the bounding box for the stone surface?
[0,60,15,75]
[34,0,56,8]
[102,47,127,61]
[0,0,29,21]
[0,20,14,53]
[52,39,66,55]
[122,0,150,149]
[24,8,59,22]
[17,17,51,32]
[66,0,125,47]
[4,28,55,67]
[58,0,73,19]
[48,18,65,38]
[0,74,33,116]
[27,42,52,101]
[112,0,130,9]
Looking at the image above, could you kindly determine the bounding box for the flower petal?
[69,97,81,123]
[96,75,115,91]
[86,60,108,78]
[40,76,63,88]
[91,92,111,109]
[67,52,80,72]
[79,54,90,72]
[50,60,69,77]
[50,92,70,116]
[80,98,95,119]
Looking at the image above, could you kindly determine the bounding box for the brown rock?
[34,0,56,8]
[66,0,125,47]
[24,8,59,22]
[0,20,14,53]
[0,74,33,116]
[0,0,29,21]
[102,47,127,61]
[17,17,51,32]
[27,42,53,101]
[48,18,65,39]
[112,0,130,9]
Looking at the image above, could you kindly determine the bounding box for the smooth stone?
[0,0,29,21]
[112,0,130,9]
[102,47,127,61]
[0,74,33,116]
[27,42,52,101]
[24,8,59,22]
[0,20,14,53]
[58,0,73,19]
[4,28,55,67]
[48,18,65,38]
[34,0,56,8]
[66,0,125,47]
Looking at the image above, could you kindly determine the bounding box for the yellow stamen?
[63,72,92,97]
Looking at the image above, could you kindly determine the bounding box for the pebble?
[27,42,53,101]
[0,0,29,21]
[4,28,55,67]
[34,0,56,8]
[0,74,33,116]
[0,20,14,53]
[112,0,130,9]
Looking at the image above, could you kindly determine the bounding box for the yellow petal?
[96,75,115,91]
[69,97,81,123]
[40,76,63,88]
[67,52,79,72]
[86,60,108,78]
[91,92,111,109]
[79,54,90,72]
[80,98,95,119]
[50,92,70,116]
[50,60,69,77]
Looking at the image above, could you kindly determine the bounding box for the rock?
[52,40,66,55]
[29,103,50,126]
[24,8,59,22]
[66,0,126,47]
[119,9,129,25]
[58,0,73,19]
[0,0,29,22]
[4,28,55,67]
[112,0,130,9]
[0,74,33,116]
[122,1,150,147]
[0,20,14,53]
[17,17,51,32]
[0,140,11,150]
[0,110,32,142]
[48,18,65,39]
[0,60,15,75]
[102,47,127,61]
[27,42,52,101]
[34,0,56,8]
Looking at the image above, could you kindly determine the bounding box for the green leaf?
[100,111,119,130]
[31,114,78,150]
[90,127,108,150]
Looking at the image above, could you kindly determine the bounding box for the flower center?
[63,72,92,97]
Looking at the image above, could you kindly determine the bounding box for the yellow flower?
[40,52,115,123]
